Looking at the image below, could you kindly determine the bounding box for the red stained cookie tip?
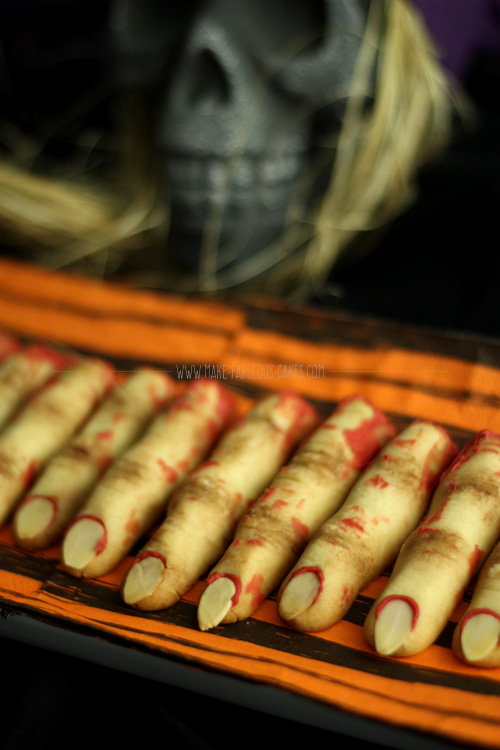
[276,391,319,439]
[344,411,395,471]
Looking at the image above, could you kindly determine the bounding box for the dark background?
[0,0,499,338]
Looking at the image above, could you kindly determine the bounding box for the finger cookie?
[13,368,175,550]
[122,391,319,610]
[364,430,500,658]
[0,356,115,526]
[452,540,500,667]
[0,343,71,430]
[61,379,235,579]
[278,420,456,633]
[197,395,395,630]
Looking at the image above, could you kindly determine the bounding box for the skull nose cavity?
[186,48,230,106]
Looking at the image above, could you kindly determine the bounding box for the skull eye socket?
[187,48,230,105]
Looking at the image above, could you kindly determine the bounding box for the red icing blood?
[339,517,365,533]
[213,382,236,425]
[418,437,457,494]
[233,538,241,546]
[376,595,419,629]
[245,573,265,609]
[272,499,288,510]
[418,443,442,494]
[341,585,354,604]
[246,539,263,546]
[290,566,324,605]
[157,459,178,483]
[203,418,219,445]
[416,525,440,535]
[205,572,242,607]
[147,375,173,411]
[442,430,496,481]
[468,544,483,577]
[96,430,113,442]
[0,333,20,361]
[393,438,417,448]
[367,474,389,489]
[99,362,117,393]
[197,460,220,471]
[188,496,199,501]
[21,460,37,490]
[275,392,319,453]
[258,487,276,504]
[291,516,309,539]
[25,344,72,370]
[460,608,500,635]
[343,406,395,470]
[371,516,390,526]
[21,494,58,525]
[123,510,141,545]
[65,514,107,555]
[296,498,306,510]
[421,495,451,528]
[134,550,166,567]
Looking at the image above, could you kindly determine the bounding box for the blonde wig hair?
[0,0,461,299]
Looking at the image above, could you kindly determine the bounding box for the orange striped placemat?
[0,257,499,748]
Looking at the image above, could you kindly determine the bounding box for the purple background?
[413,0,500,82]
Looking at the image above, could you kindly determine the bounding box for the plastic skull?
[110,0,371,285]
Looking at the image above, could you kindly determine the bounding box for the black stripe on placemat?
[20,563,500,699]
[6,596,500,743]
[245,303,500,368]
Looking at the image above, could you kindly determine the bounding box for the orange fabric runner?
[0,258,499,748]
